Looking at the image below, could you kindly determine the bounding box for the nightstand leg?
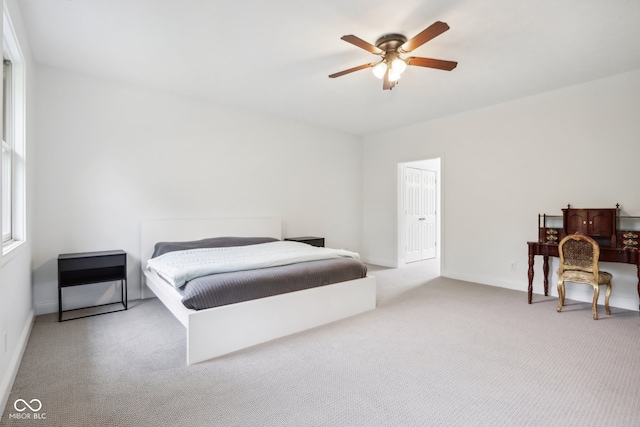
[123,279,128,310]
[58,287,62,322]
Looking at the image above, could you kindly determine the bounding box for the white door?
[421,169,437,260]
[405,167,436,263]
[405,167,422,263]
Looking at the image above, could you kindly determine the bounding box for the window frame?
[2,4,26,257]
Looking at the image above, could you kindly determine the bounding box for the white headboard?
[140,217,281,268]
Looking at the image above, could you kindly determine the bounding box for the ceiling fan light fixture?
[388,68,401,82]
[372,62,387,79]
[391,57,407,74]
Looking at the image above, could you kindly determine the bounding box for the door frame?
[397,158,442,272]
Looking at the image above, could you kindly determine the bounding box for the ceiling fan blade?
[328,62,377,78]
[341,35,382,54]
[406,57,458,71]
[401,21,450,53]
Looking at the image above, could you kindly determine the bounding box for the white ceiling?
[16,0,640,136]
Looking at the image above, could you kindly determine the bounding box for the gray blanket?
[177,257,367,310]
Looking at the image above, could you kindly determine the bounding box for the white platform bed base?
[141,218,376,365]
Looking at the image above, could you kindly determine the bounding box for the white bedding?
[146,240,360,288]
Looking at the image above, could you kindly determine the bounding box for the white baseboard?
[361,256,396,268]
[34,300,57,316]
[442,270,523,291]
[0,309,34,416]
[35,281,131,316]
[442,270,639,312]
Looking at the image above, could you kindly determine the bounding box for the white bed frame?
[140,218,376,364]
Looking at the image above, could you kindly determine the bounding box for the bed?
[140,218,377,364]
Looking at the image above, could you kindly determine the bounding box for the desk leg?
[543,255,550,296]
[528,255,534,304]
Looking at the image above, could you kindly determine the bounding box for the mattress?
[148,236,368,310]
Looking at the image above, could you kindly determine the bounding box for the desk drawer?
[619,231,640,250]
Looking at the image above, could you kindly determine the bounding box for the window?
[2,6,26,255]
[3,58,13,243]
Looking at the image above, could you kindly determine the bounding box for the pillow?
[151,236,279,258]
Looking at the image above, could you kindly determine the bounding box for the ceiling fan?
[328,21,457,90]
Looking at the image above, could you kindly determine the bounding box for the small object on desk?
[284,236,325,247]
[58,250,128,322]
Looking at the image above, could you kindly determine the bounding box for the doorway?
[398,158,441,271]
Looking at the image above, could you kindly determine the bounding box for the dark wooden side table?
[58,250,128,322]
[284,236,325,247]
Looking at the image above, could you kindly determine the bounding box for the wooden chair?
[557,232,612,320]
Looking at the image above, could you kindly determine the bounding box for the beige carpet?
[2,263,639,426]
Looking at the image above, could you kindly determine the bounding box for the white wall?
[33,66,363,315]
[362,69,640,311]
[0,0,36,414]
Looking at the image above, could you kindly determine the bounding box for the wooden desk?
[527,242,640,311]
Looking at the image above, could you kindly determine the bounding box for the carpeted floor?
[2,263,639,426]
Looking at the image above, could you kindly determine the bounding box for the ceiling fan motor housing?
[375,34,408,52]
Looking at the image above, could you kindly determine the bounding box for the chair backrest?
[558,232,601,278]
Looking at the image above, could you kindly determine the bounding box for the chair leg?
[605,283,611,316]
[592,285,599,320]
[557,280,565,313]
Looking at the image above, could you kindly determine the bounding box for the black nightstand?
[284,236,325,247]
[58,250,128,322]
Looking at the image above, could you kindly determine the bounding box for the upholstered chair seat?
[560,270,612,286]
